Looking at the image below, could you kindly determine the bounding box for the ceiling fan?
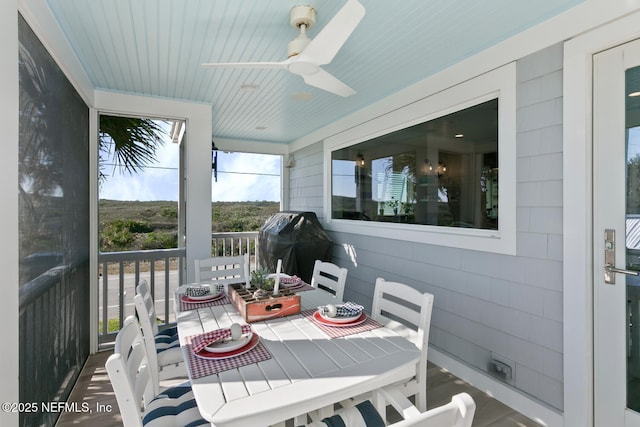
[202,0,365,97]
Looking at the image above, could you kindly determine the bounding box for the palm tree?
[98,115,167,182]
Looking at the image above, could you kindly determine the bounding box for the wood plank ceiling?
[45,0,584,144]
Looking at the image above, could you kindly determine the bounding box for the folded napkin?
[318,302,364,318]
[191,324,252,353]
[185,286,211,298]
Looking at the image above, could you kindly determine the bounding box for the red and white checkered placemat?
[301,309,384,339]
[178,294,231,312]
[184,329,272,379]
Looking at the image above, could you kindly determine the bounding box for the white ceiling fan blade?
[301,0,365,66]
[201,61,287,70]
[301,67,356,97]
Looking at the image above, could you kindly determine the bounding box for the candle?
[273,259,282,295]
[243,254,250,289]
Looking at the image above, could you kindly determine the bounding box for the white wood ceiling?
[45,0,584,144]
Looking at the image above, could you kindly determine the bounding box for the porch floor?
[56,350,544,427]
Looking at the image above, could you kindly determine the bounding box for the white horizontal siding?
[288,44,565,411]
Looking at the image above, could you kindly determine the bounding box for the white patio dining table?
[174,286,421,427]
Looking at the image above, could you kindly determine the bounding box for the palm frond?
[99,115,167,179]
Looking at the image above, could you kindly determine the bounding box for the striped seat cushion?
[154,327,183,366]
[305,401,385,427]
[155,327,180,353]
[142,382,209,427]
[155,326,179,347]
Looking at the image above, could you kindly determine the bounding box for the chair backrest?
[194,253,249,289]
[310,260,348,301]
[135,280,159,336]
[305,390,475,427]
[384,390,475,427]
[106,316,155,427]
[371,277,434,411]
[134,280,162,395]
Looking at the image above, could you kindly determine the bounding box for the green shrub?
[161,206,178,219]
[141,232,177,250]
[100,226,135,250]
[100,219,154,251]
[99,200,279,251]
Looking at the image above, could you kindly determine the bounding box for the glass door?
[594,38,640,426]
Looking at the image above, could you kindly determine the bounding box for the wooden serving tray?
[228,283,301,323]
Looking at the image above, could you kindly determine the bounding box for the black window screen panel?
[18,13,90,427]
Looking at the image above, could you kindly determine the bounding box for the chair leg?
[415,390,426,413]
[293,414,308,425]
[372,390,387,424]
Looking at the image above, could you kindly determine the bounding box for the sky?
[99,135,281,202]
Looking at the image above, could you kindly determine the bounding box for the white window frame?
[323,62,516,255]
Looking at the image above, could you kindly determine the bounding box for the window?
[324,63,516,254]
[331,99,498,229]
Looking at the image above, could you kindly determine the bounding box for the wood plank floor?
[56,350,544,426]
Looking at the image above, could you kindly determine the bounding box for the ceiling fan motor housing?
[288,5,316,57]
[290,5,316,30]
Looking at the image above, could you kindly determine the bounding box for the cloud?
[99,144,281,202]
[213,152,281,202]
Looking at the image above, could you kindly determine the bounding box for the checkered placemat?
[301,309,384,339]
[178,294,231,312]
[184,330,272,379]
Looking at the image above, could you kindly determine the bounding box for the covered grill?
[258,211,333,283]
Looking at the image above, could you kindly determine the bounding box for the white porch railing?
[212,231,260,269]
[97,231,260,347]
[98,248,186,347]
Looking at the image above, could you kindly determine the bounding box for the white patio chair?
[134,280,186,395]
[302,386,475,427]
[370,277,434,412]
[194,253,250,290]
[310,260,348,301]
[106,316,208,427]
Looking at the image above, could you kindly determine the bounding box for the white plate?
[204,332,254,353]
[185,293,218,301]
[318,310,363,323]
[284,281,305,290]
[181,292,224,303]
[194,334,260,360]
[266,273,291,280]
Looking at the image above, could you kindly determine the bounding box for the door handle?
[604,264,639,276]
[604,263,638,285]
[604,229,639,284]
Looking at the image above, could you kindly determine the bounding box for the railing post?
[101,262,108,336]
[118,261,125,331]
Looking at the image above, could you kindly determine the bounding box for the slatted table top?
[175,288,420,427]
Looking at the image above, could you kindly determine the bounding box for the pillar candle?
[273,259,282,295]
[244,257,250,289]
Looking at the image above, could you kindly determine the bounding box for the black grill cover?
[258,211,333,283]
